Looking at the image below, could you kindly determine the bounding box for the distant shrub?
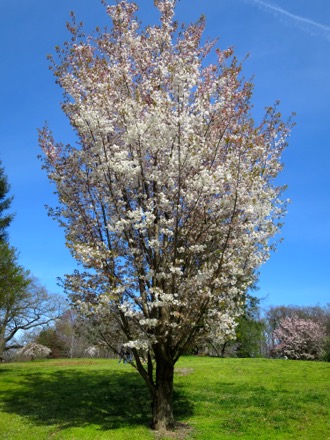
[16,343,51,361]
[272,316,326,360]
[84,346,100,358]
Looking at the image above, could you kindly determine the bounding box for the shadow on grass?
[0,368,193,431]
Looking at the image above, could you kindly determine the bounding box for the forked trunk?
[151,357,175,431]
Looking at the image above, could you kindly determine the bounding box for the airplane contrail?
[247,0,330,38]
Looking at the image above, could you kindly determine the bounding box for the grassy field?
[0,357,329,439]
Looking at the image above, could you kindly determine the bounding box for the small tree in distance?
[272,316,326,360]
[40,0,292,431]
[264,304,330,358]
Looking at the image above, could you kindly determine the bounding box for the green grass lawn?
[0,357,329,439]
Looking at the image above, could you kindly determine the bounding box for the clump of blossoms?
[40,0,292,431]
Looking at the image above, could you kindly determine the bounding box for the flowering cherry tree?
[40,0,292,430]
[272,316,326,360]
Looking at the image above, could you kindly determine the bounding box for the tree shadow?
[0,367,193,432]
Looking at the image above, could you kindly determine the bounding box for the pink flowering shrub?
[272,316,326,360]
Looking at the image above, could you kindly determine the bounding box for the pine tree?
[0,159,14,242]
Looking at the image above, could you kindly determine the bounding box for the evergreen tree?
[235,295,265,358]
[0,159,14,242]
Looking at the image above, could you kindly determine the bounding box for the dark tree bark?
[151,355,175,431]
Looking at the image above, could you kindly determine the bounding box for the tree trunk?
[0,335,5,361]
[151,357,175,431]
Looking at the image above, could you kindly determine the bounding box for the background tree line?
[0,159,62,361]
[15,300,330,362]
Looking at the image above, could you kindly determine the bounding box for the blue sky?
[0,0,329,308]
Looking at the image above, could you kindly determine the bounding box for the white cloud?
[245,0,330,40]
